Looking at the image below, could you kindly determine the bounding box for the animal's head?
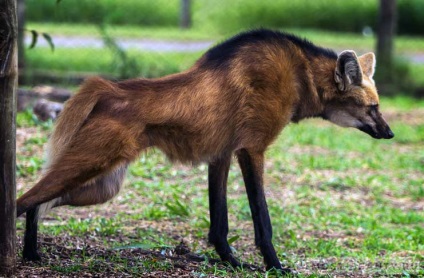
[323,50,394,139]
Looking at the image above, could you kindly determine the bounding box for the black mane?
[203,29,337,68]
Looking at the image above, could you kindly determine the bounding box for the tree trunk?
[18,0,25,70]
[376,0,397,85]
[0,0,18,275]
[180,0,191,29]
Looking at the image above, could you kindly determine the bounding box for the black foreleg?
[236,149,291,273]
[208,154,241,267]
[23,206,41,261]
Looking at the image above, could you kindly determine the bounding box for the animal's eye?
[369,104,379,109]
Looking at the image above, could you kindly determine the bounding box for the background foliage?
[27,0,424,35]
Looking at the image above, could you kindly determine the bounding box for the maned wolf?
[17,29,394,272]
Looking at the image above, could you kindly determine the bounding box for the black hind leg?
[21,163,128,261]
[23,206,41,261]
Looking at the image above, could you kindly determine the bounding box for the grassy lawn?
[15,97,424,277]
[26,23,217,41]
[25,47,201,79]
[410,64,424,87]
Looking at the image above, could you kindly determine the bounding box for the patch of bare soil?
[14,235,232,277]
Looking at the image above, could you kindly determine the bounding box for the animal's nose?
[385,129,394,139]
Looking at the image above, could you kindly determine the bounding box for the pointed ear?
[335,50,363,91]
[358,52,376,78]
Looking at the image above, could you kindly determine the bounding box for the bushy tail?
[38,77,117,216]
[44,76,116,169]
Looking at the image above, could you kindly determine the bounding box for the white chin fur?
[328,111,362,128]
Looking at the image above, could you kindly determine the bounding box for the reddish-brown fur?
[19,42,335,213]
[17,30,393,271]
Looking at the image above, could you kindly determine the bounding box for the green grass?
[16,111,52,177]
[17,109,52,128]
[410,64,424,87]
[15,96,424,276]
[382,95,424,110]
[26,47,201,79]
[26,23,218,41]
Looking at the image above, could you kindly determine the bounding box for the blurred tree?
[180,0,191,29]
[0,0,18,276]
[376,0,397,87]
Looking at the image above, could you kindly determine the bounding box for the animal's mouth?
[357,124,394,139]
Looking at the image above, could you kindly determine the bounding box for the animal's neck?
[291,55,337,122]
[311,55,338,102]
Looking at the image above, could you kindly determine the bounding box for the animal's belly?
[145,124,231,164]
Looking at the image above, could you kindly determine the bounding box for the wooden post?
[0,0,18,275]
[376,0,397,85]
[180,0,191,29]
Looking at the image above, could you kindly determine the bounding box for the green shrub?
[27,0,424,35]
[398,0,424,35]
[194,0,377,34]
[27,0,179,26]
[375,58,424,97]
[196,0,422,36]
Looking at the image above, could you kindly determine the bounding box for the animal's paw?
[223,253,242,268]
[266,265,297,276]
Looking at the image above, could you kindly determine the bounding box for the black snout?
[379,124,395,139]
[358,124,394,139]
[385,129,395,139]
[357,107,394,139]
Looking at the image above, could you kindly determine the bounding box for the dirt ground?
[14,235,231,278]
